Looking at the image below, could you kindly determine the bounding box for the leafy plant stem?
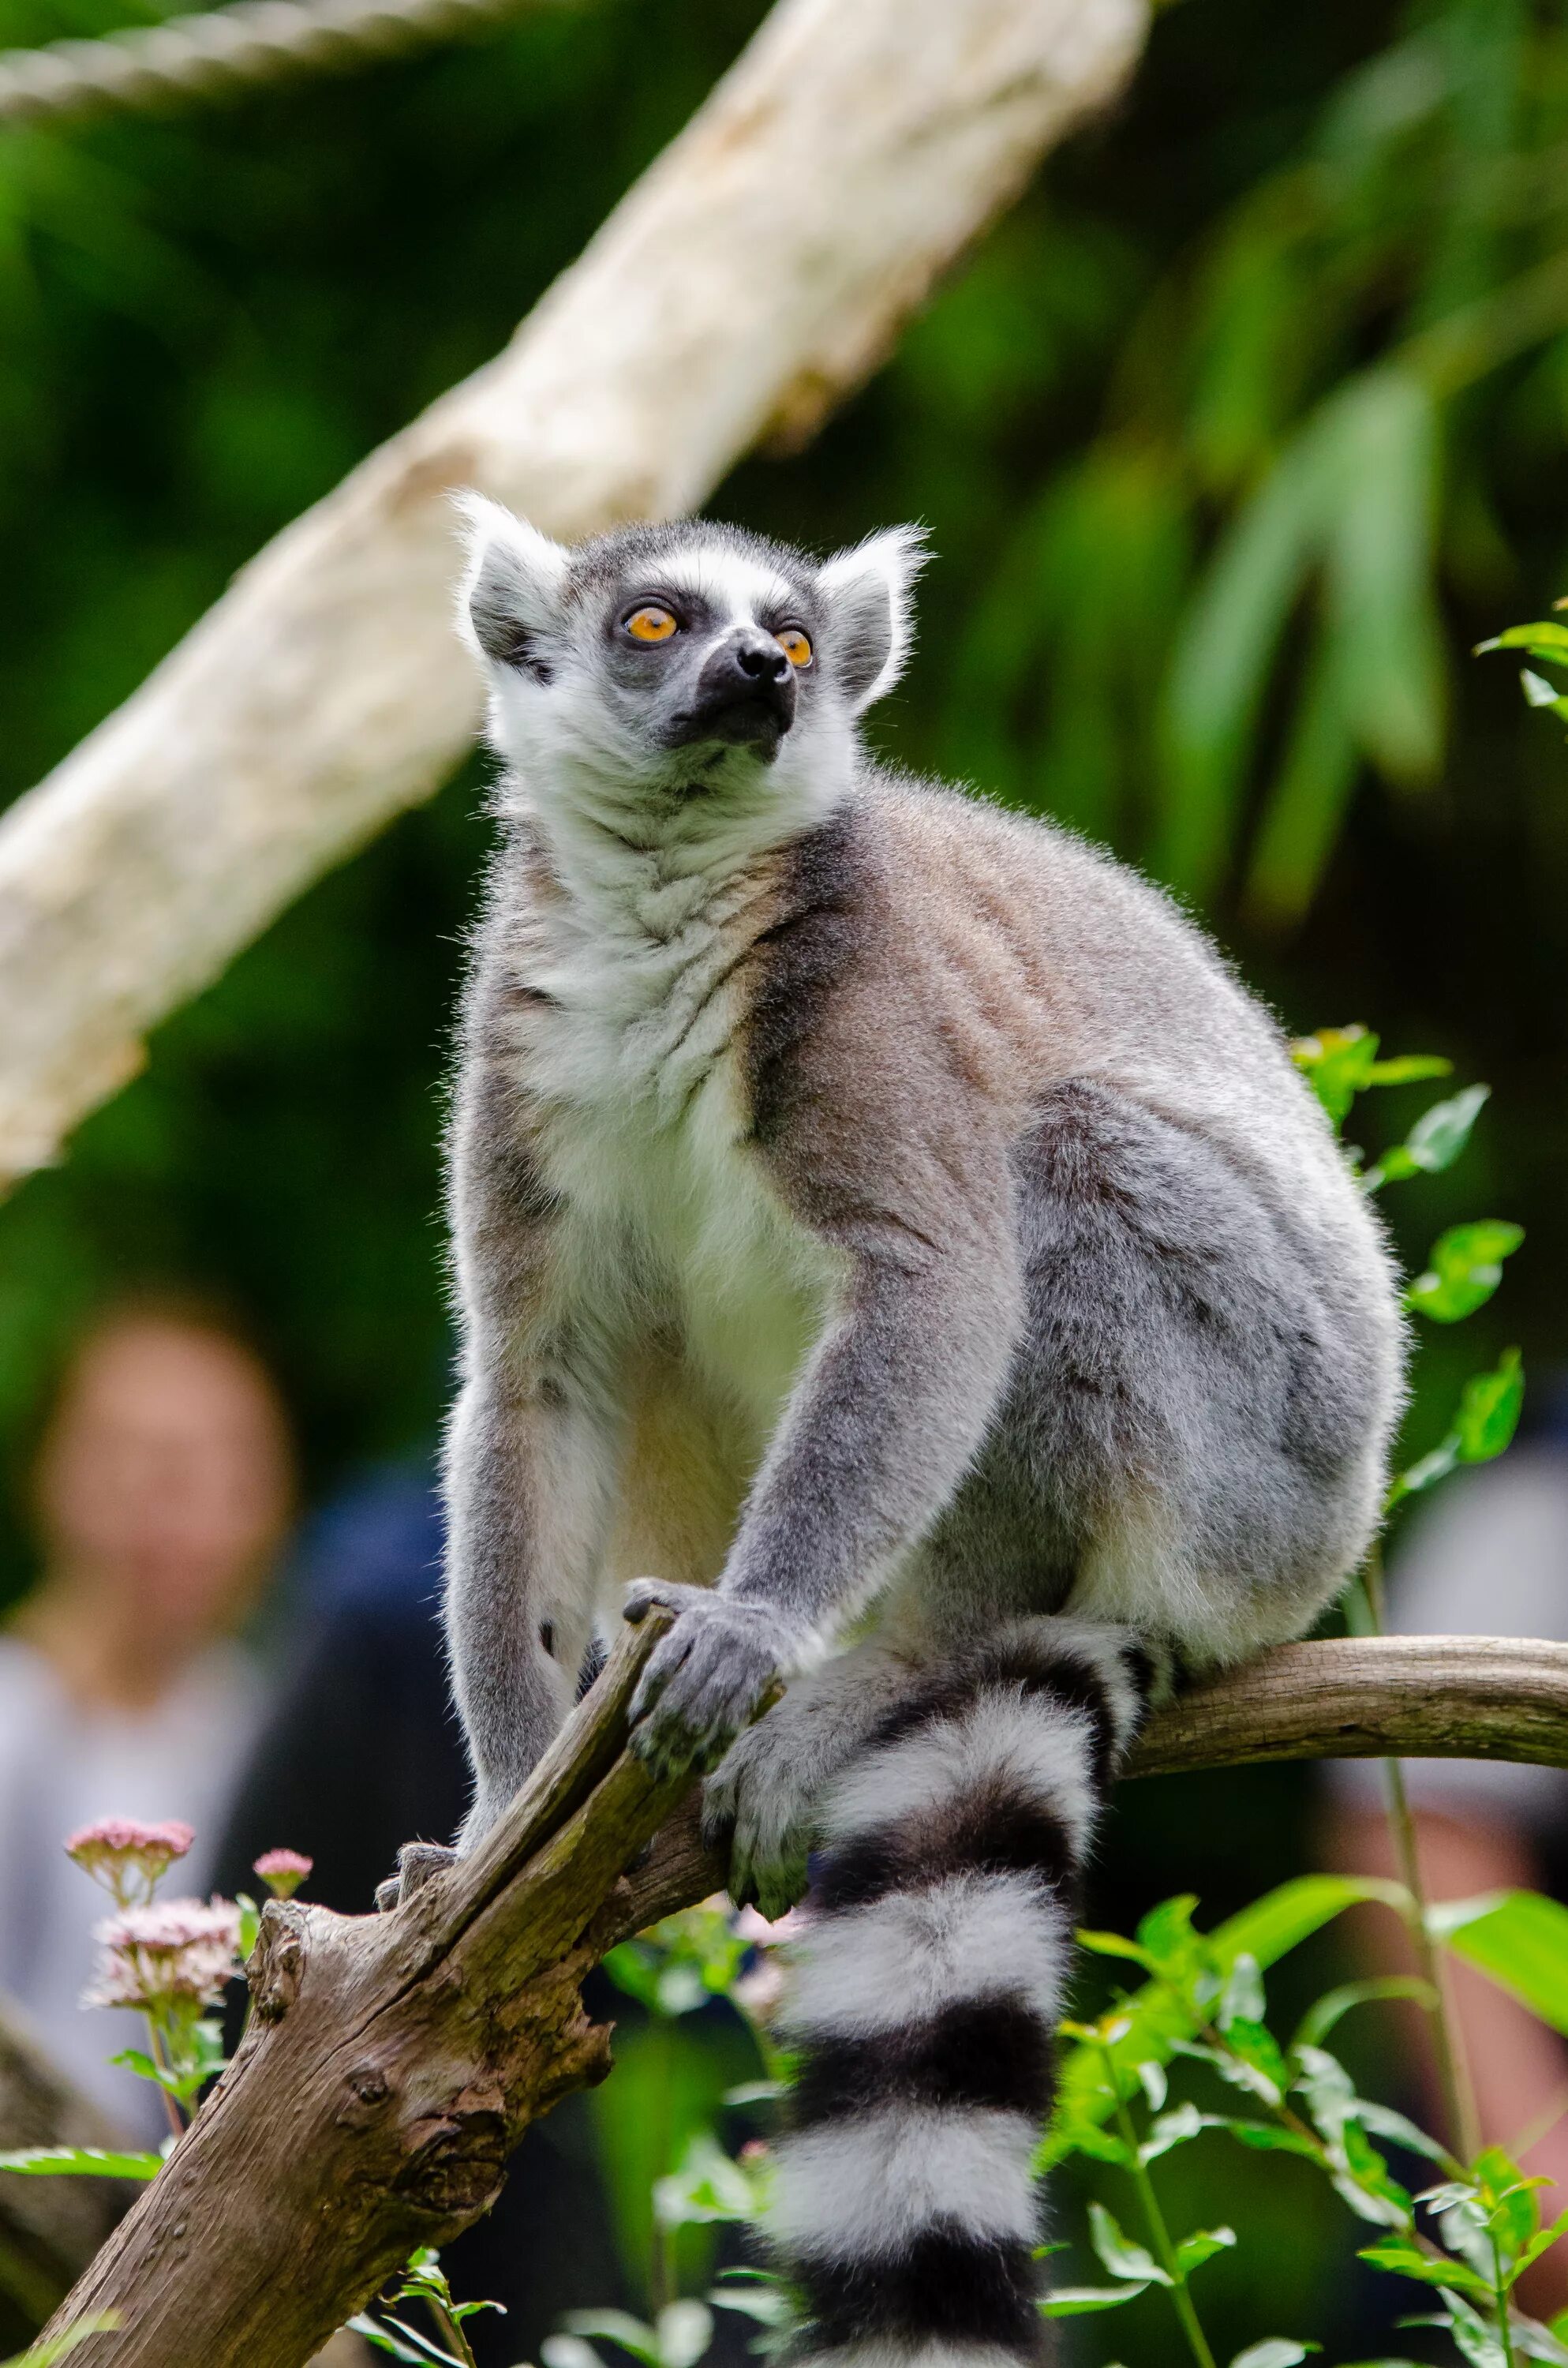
[1360,1550,1481,2164]
[1101,2045,1218,2368]
[1491,2224,1517,2368]
[141,2016,185,2143]
[426,2294,477,2368]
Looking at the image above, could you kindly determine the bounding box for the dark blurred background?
[1,0,1565,2355]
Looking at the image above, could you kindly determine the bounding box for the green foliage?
[1048,1883,1568,2368]
[0,2321,119,2366]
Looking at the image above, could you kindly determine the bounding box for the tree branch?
[37,1629,1568,2366]
[0,0,1150,1190]
[1125,1634,1568,1779]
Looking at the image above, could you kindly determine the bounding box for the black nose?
[731,634,791,687]
[673,628,798,750]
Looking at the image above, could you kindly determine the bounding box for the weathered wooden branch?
[0,0,1150,1191]
[1125,1635,1568,1779]
[37,1628,1568,2367]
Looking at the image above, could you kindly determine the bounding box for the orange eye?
[625,605,678,644]
[777,627,813,669]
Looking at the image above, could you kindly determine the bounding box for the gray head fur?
[456,499,926,849]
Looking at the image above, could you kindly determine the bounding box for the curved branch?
[1126,1635,1568,1779]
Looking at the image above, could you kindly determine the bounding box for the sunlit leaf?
[1175,2224,1237,2276]
[1440,1891,1568,2036]
[1038,2283,1153,2315]
[1229,2343,1321,2368]
[0,2146,162,2179]
[1405,1223,1524,1323]
[1089,2201,1170,2287]
[1357,2236,1493,2302]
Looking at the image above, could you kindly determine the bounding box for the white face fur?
[457,498,927,864]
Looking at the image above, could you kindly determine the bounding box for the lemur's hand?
[624,1579,791,1779]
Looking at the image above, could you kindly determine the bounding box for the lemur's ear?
[817,526,929,713]
[455,493,571,670]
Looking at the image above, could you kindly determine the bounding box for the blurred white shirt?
[0,1635,264,2141]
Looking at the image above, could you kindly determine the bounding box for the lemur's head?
[457,501,926,839]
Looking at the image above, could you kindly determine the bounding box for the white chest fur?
[504,848,841,1434]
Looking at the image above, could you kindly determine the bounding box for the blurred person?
[1323,1399,1568,2317]
[0,1298,293,2136]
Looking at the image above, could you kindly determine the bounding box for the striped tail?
[766,1620,1156,2368]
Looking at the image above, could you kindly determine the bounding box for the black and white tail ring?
[767,1619,1158,2368]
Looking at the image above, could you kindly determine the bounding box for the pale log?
[0,0,1150,1189]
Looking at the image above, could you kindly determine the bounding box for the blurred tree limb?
[0,0,575,129]
[0,0,1151,1193]
[39,1621,1568,2367]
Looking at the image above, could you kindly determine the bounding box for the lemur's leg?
[702,1639,927,1921]
[436,1040,627,1875]
[765,1617,1157,2368]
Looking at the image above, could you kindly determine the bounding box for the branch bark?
[38,1628,1568,2367]
[0,0,1149,1190]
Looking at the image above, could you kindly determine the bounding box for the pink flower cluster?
[65,1818,195,1906]
[252,1848,312,1900]
[83,1897,243,2014]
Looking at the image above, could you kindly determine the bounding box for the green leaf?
[559,2314,662,2366]
[1219,1954,1267,2028]
[1141,2102,1210,2164]
[1457,1349,1525,1462]
[1473,2145,1540,2259]
[1365,1056,1453,1087]
[1437,2291,1513,2368]
[1136,2058,1169,2112]
[1038,2283,1154,2316]
[1214,2118,1323,2161]
[1357,2237,1494,2303]
[1046,1877,1405,2164]
[1293,1976,1435,2049]
[1175,2225,1237,2276]
[1443,1892,1568,2034]
[542,2338,610,2368]
[2,2321,121,2367]
[348,2318,436,2366]
[1476,620,1568,659]
[1512,2205,1568,2283]
[1229,2344,1321,2368]
[1089,2201,1171,2287]
[1405,1222,1524,1323]
[0,2146,162,2180]
[1366,1085,1490,1191]
[1293,1026,1380,1126]
[1520,669,1568,718]
[1216,2018,1290,2104]
[654,2301,714,2368]
[1389,1350,1525,1506]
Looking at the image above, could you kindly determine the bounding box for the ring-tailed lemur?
[400,497,1403,2366]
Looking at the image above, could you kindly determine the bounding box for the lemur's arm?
[627,1160,1023,1777]
[443,1026,621,1850]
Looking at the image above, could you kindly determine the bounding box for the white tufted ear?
[817,525,930,712]
[454,493,571,671]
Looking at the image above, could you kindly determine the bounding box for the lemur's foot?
[623,1579,790,1782]
[375,1838,458,1913]
[703,1718,813,1922]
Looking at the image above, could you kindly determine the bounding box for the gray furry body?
[421,500,1402,2364]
